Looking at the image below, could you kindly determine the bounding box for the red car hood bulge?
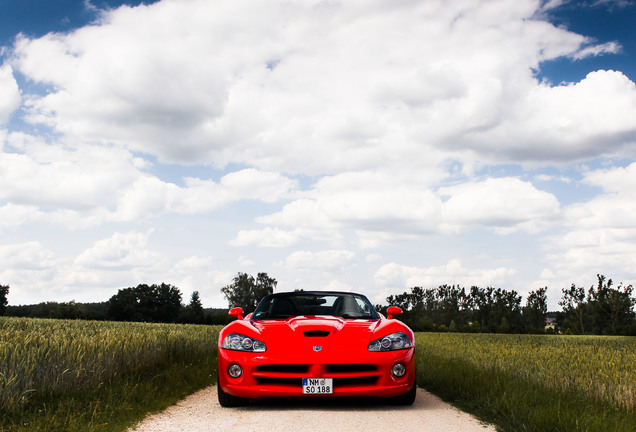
[250,316,381,351]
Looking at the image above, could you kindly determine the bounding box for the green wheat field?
[1,317,634,432]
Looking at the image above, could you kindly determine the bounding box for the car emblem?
[313,346,322,352]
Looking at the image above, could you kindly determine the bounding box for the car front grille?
[253,363,380,388]
[256,364,310,373]
[325,364,377,373]
[334,376,378,386]
[256,377,303,386]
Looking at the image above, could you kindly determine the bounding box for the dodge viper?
[217,291,416,407]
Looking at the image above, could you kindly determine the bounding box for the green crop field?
[2,318,634,432]
[0,317,220,432]
[416,333,636,432]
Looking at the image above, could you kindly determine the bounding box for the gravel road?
[128,386,495,432]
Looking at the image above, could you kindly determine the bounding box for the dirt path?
[128,386,495,432]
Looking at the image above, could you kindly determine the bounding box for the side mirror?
[387,306,403,320]
[229,307,244,320]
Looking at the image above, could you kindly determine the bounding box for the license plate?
[302,378,333,394]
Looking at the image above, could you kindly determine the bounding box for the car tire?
[390,377,417,406]
[217,377,247,407]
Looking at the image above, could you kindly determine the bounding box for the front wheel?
[217,377,247,407]
[390,377,417,406]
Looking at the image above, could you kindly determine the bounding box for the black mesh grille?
[256,364,310,373]
[256,377,303,386]
[325,364,378,373]
[334,376,378,386]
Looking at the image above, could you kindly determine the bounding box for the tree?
[189,291,203,315]
[523,287,548,332]
[436,285,470,328]
[221,272,277,313]
[559,284,587,334]
[0,284,9,316]
[587,275,635,335]
[107,283,183,322]
[491,288,523,333]
[180,291,205,324]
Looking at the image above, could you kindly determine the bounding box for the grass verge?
[417,352,635,432]
[0,356,217,432]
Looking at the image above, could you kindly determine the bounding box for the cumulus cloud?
[0,241,58,303]
[0,240,56,270]
[548,163,636,268]
[0,65,21,124]
[220,169,298,203]
[463,70,636,161]
[8,0,634,173]
[282,250,357,272]
[251,174,560,247]
[74,230,164,270]
[0,203,43,230]
[257,171,444,246]
[0,133,142,211]
[3,0,636,306]
[111,168,296,221]
[374,260,519,292]
[440,177,561,234]
[539,162,636,289]
[166,255,234,307]
[229,227,300,248]
[0,127,296,227]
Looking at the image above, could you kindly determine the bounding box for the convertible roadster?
[217,291,416,406]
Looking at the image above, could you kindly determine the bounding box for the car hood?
[250,316,380,350]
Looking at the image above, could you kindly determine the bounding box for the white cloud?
[2,0,636,307]
[112,168,296,221]
[229,227,300,248]
[374,260,519,292]
[0,65,20,124]
[253,174,560,246]
[257,171,444,246]
[0,242,58,304]
[440,177,561,234]
[283,250,356,272]
[0,132,142,211]
[9,0,634,173]
[539,162,636,289]
[74,230,163,270]
[0,129,296,227]
[322,280,354,293]
[582,161,636,193]
[0,203,42,230]
[570,41,621,60]
[0,241,56,270]
[166,255,234,307]
[220,169,297,203]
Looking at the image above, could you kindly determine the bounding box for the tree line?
[375,285,549,333]
[1,274,275,324]
[558,275,635,335]
[2,274,634,335]
[2,283,232,325]
[377,274,635,335]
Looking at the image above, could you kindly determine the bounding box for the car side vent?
[304,330,330,337]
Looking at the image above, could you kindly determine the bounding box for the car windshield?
[252,292,379,320]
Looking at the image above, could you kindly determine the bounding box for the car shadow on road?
[227,389,430,412]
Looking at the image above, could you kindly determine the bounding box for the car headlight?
[368,332,412,352]
[222,333,266,352]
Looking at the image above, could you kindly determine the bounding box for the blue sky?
[1,0,636,310]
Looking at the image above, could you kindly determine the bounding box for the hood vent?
[304,330,330,337]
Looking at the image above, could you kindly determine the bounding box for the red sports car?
[217,291,416,407]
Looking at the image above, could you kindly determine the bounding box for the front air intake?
[304,330,330,337]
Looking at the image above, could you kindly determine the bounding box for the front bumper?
[218,347,415,399]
